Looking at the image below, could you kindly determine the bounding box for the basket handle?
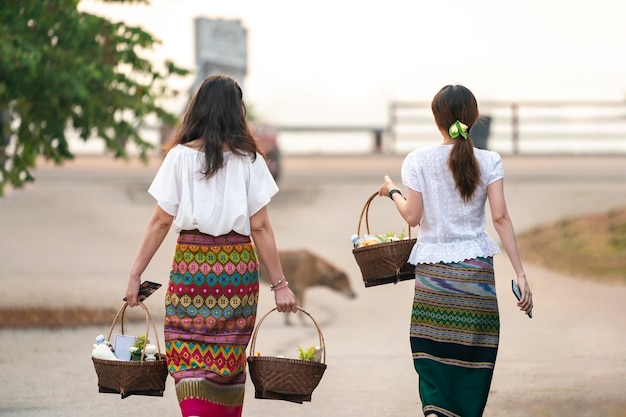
[249,307,326,364]
[105,301,163,361]
[357,191,412,238]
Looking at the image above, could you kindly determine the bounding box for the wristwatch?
[388,188,403,200]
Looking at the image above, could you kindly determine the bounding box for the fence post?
[388,102,396,152]
[373,129,383,153]
[511,103,519,155]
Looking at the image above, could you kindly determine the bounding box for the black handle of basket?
[249,307,326,364]
[356,191,412,238]
[105,301,163,361]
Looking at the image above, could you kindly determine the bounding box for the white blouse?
[148,144,278,236]
[401,144,504,264]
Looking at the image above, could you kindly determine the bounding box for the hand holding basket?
[247,307,327,404]
[92,302,168,398]
[352,191,417,287]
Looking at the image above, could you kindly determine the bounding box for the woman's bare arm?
[379,175,423,227]
[125,204,173,306]
[487,179,533,315]
[250,206,298,313]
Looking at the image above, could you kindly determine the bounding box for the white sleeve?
[401,152,422,192]
[148,148,181,216]
[247,154,279,216]
[487,151,504,185]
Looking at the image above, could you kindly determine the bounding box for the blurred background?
[73,0,626,159]
[1,2,626,416]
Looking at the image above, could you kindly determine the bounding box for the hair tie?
[448,120,469,139]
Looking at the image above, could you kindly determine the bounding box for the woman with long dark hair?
[125,75,298,417]
[379,84,533,417]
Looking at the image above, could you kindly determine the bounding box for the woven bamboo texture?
[92,302,168,399]
[247,307,326,403]
[352,191,417,287]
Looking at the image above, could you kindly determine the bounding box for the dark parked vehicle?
[250,121,281,181]
[470,115,491,150]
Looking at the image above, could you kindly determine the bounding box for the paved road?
[1,154,625,417]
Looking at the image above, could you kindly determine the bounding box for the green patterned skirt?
[411,257,500,417]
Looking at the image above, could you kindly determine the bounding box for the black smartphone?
[511,279,532,318]
[123,280,162,302]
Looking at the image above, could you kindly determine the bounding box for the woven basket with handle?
[352,191,417,287]
[247,307,327,404]
[92,301,168,399]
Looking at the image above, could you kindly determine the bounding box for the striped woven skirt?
[165,230,259,417]
[411,257,500,417]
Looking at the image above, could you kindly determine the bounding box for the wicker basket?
[352,191,417,287]
[92,301,168,399]
[247,307,327,404]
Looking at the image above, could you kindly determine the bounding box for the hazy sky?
[79,0,626,125]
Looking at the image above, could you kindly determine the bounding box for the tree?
[0,0,190,195]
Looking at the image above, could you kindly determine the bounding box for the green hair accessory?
[448,120,469,139]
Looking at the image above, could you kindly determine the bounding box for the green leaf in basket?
[133,334,148,350]
[375,234,390,243]
[297,345,317,361]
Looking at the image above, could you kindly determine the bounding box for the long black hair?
[431,85,481,202]
[168,75,260,178]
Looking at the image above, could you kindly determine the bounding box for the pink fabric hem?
[179,397,243,417]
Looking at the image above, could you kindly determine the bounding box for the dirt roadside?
[0,154,625,417]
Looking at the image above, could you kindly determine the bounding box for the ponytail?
[448,134,480,202]
[431,85,481,202]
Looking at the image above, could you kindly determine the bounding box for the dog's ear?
[314,256,341,281]
[313,256,329,271]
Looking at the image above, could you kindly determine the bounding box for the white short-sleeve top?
[148,144,278,236]
[401,144,504,264]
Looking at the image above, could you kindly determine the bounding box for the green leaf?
[297,345,317,361]
[0,0,191,196]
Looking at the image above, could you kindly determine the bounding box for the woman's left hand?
[125,277,141,307]
[274,285,298,313]
[379,175,397,198]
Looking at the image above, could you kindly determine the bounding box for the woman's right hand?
[516,276,533,315]
[378,175,397,198]
[274,285,298,313]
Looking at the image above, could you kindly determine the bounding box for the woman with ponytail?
[379,85,533,417]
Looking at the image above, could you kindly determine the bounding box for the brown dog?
[258,249,357,324]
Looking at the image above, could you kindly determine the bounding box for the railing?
[275,125,387,154]
[66,100,625,156]
[389,100,626,155]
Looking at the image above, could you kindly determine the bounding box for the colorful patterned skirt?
[165,230,259,417]
[411,257,500,417]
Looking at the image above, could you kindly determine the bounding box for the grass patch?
[517,207,626,284]
[0,307,139,328]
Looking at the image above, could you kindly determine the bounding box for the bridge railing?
[109,100,626,156]
[389,100,626,155]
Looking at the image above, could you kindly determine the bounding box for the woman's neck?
[438,128,454,145]
[183,139,231,152]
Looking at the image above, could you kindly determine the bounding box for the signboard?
[194,17,248,88]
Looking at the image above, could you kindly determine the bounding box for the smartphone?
[511,279,532,318]
[123,280,162,302]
